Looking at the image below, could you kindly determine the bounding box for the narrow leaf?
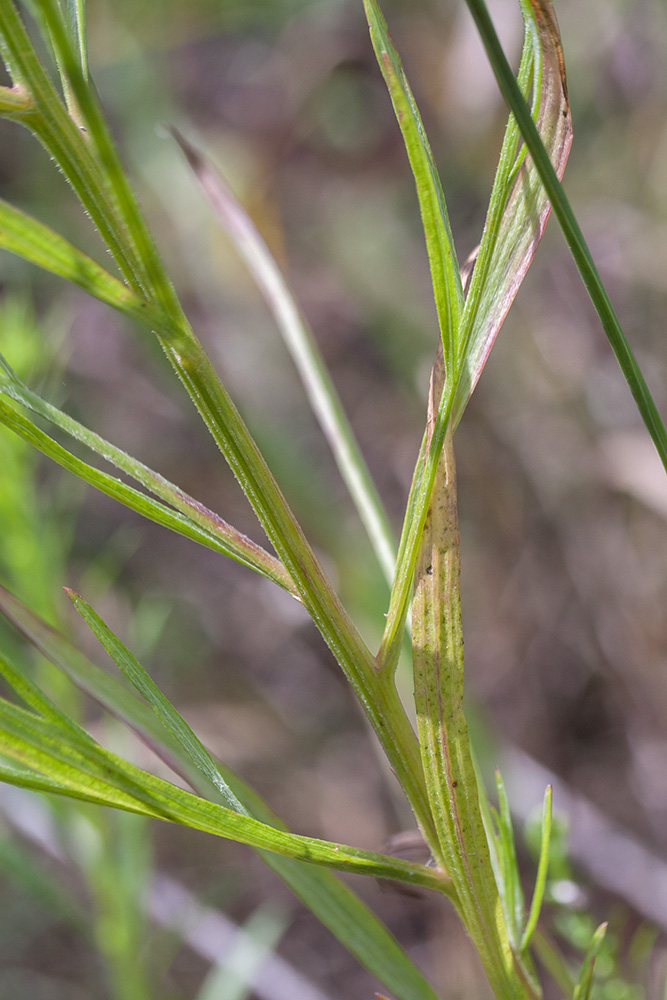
[64,0,87,79]
[494,769,524,949]
[363,0,463,367]
[172,128,397,588]
[0,694,452,892]
[453,0,573,426]
[464,0,667,472]
[1,6,433,833]
[377,0,572,676]
[573,923,608,1000]
[0,588,442,1000]
[411,361,535,998]
[0,371,295,594]
[0,582,194,783]
[65,588,247,815]
[0,198,173,334]
[520,784,552,954]
[0,647,89,740]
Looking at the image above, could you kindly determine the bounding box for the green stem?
[412,426,538,1000]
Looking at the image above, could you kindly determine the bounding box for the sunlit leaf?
[0,689,451,892]
[363,0,463,370]
[465,0,667,473]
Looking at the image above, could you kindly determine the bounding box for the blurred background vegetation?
[0,0,666,996]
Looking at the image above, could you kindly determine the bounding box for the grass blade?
[363,0,463,369]
[0,4,434,834]
[453,0,572,426]
[0,198,173,334]
[464,0,667,473]
[0,693,452,892]
[495,770,524,949]
[377,0,571,674]
[411,421,525,996]
[172,129,397,588]
[573,923,608,1000]
[0,369,295,594]
[65,588,247,815]
[520,785,552,954]
[0,586,442,1000]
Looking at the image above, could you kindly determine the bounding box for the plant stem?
[411,359,539,1000]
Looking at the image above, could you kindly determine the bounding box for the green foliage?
[0,0,664,997]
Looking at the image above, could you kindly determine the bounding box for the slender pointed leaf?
[412,422,524,996]
[65,588,247,815]
[172,128,397,588]
[0,5,434,834]
[411,356,538,998]
[464,0,667,472]
[573,923,608,1000]
[0,648,90,740]
[0,373,295,594]
[494,770,524,949]
[521,785,552,954]
[0,693,452,892]
[363,0,463,368]
[452,0,573,427]
[0,198,173,333]
[0,588,442,1000]
[378,0,572,676]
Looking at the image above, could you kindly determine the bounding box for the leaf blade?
[0,372,295,594]
[453,0,572,427]
[0,588,442,1000]
[172,129,397,588]
[520,784,552,954]
[363,0,463,367]
[464,0,667,472]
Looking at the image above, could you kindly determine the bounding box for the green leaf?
[573,923,608,1000]
[494,770,524,950]
[0,363,295,594]
[0,198,173,334]
[172,127,397,588]
[464,0,667,474]
[0,691,451,892]
[0,588,443,1000]
[64,0,86,79]
[363,0,463,371]
[378,0,572,675]
[0,582,193,781]
[521,785,552,954]
[65,588,247,815]
[411,423,528,998]
[0,0,148,289]
[0,5,433,835]
[452,0,572,428]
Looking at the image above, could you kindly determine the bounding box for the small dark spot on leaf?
[426,564,433,576]
[452,780,458,788]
